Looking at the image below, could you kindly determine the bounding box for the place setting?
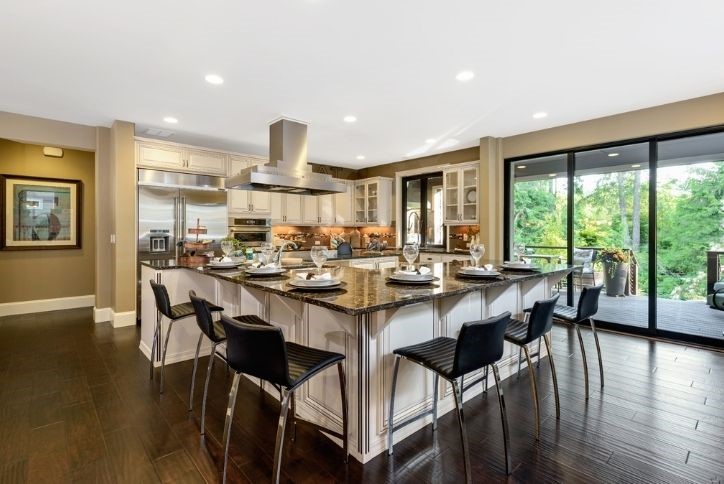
[455,243,504,281]
[386,243,439,287]
[287,247,347,293]
[244,242,287,276]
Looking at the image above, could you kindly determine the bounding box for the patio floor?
[564,289,724,341]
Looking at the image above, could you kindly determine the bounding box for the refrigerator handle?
[180,196,187,252]
[173,196,180,258]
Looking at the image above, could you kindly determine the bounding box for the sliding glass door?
[656,132,724,340]
[402,173,444,248]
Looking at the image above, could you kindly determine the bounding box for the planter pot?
[603,261,629,296]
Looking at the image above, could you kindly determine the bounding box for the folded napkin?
[396,266,432,276]
[296,272,332,280]
[504,259,530,265]
[219,256,233,263]
[251,262,277,269]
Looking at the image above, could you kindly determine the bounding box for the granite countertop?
[142,259,576,316]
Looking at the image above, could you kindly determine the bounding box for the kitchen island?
[140,259,574,463]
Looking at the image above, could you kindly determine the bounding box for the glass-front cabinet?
[443,164,478,224]
[354,177,393,226]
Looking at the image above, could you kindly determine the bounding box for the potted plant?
[600,248,630,296]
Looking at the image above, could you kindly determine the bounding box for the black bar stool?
[188,291,272,435]
[218,315,348,484]
[504,294,560,441]
[149,280,223,393]
[388,312,513,481]
[550,284,604,399]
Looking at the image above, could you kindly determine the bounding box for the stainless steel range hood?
[225,118,347,195]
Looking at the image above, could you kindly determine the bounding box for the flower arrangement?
[599,247,630,264]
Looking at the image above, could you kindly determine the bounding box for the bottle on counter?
[350,228,361,249]
[245,248,254,261]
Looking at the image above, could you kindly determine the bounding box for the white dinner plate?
[388,272,434,282]
[245,267,286,276]
[288,278,341,288]
[208,261,243,268]
[458,268,501,277]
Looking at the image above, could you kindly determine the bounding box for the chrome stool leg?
[575,324,589,400]
[188,333,203,411]
[432,373,439,431]
[517,347,523,379]
[491,364,511,475]
[483,366,489,397]
[160,319,175,394]
[522,345,540,441]
[387,355,401,455]
[589,318,604,388]
[543,333,560,419]
[200,342,217,435]
[536,336,542,369]
[290,392,297,443]
[451,378,471,484]
[272,390,293,484]
[150,312,160,379]
[337,362,349,463]
[222,372,241,484]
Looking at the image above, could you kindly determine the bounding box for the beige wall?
[0,111,96,151]
[503,92,724,159]
[0,139,95,303]
[95,127,112,310]
[359,146,479,179]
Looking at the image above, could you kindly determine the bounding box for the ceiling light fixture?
[204,74,224,85]
[532,112,548,119]
[163,116,178,124]
[549,173,556,177]
[631,164,641,168]
[343,115,357,123]
[517,165,527,169]
[455,71,475,82]
[608,152,619,157]
[356,155,365,160]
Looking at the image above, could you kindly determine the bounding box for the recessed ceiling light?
[517,165,527,169]
[204,74,224,85]
[608,152,619,157]
[425,138,437,144]
[631,164,641,168]
[163,116,178,124]
[356,155,365,160]
[549,173,556,177]
[455,71,475,82]
[532,112,548,119]
[343,115,357,123]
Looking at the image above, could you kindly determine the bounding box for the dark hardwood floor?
[1,308,723,483]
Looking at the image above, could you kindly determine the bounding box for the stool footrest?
[391,407,436,434]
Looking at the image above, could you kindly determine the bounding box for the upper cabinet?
[228,155,271,216]
[302,194,335,225]
[136,139,227,176]
[271,193,303,225]
[355,177,393,226]
[443,164,478,225]
[334,180,355,226]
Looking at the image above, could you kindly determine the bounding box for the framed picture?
[1,175,82,250]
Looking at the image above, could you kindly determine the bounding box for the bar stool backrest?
[149,280,172,319]
[220,315,291,387]
[527,293,560,341]
[453,312,511,377]
[577,284,604,321]
[189,291,219,341]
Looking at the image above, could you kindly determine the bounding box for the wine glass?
[513,243,526,261]
[469,243,485,268]
[310,246,328,274]
[220,239,235,260]
[260,241,274,266]
[402,243,419,271]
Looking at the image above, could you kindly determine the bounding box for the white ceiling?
[1,1,723,168]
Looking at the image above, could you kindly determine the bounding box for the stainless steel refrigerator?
[137,169,227,317]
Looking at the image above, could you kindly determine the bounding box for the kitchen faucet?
[407,211,421,245]
[273,241,298,266]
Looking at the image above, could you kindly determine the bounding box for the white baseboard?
[112,310,137,328]
[93,307,112,323]
[139,339,213,366]
[0,294,94,317]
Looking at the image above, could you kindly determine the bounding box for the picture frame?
[1,174,82,250]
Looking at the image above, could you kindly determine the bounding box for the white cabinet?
[136,140,227,176]
[271,193,303,224]
[228,155,272,216]
[318,194,335,225]
[301,194,336,225]
[420,253,442,264]
[354,177,393,226]
[443,165,478,225]
[334,180,355,226]
[347,256,399,270]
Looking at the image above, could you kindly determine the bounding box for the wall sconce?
[43,147,64,158]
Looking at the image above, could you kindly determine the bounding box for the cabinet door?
[318,194,335,225]
[377,258,398,270]
[302,195,319,224]
[228,156,249,176]
[444,170,460,223]
[334,181,353,225]
[285,194,303,224]
[137,143,184,170]
[366,181,379,224]
[187,149,227,175]
[270,193,284,224]
[461,166,478,223]
[249,191,271,214]
[354,183,367,224]
[228,190,250,213]
[350,260,376,270]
